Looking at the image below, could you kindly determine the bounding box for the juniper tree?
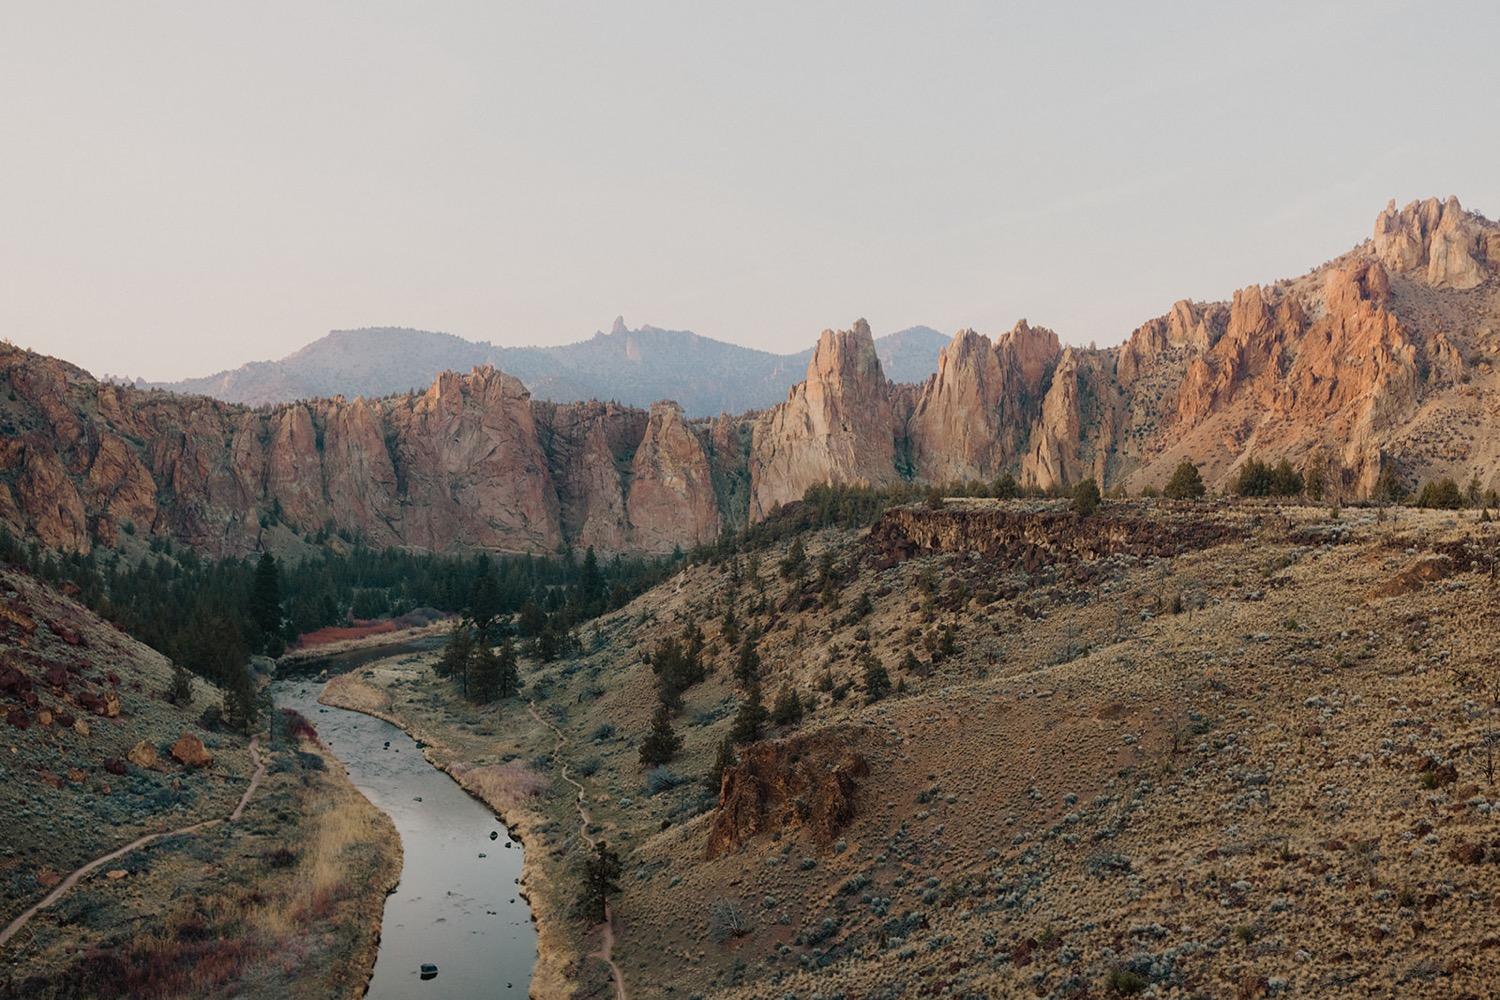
[862,654,891,704]
[734,635,761,687]
[770,686,804,726]
[577,840,622,924]
[1163,460,1205,500]
[639,701,683,767]
[730,683,768,745]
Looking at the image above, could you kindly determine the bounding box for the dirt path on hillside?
[528,702,627,1000]
[0,735,267,952]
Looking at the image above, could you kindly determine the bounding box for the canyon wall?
[3,197,1498,557]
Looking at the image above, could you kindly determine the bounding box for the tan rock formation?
[907,321,1061,481]
[750,320,900,518]
[626,401,722,553]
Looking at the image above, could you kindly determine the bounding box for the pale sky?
[3,1,1497,380]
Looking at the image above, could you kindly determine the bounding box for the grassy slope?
[326,501,1500,999]
[0,571,400,999]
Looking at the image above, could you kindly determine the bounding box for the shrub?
[1163,460,1205,500]
[1107,969,1149,995]
[1072,478,1101,516]
[1415,478,1462,509]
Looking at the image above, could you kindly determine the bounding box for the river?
[272,680,537,998]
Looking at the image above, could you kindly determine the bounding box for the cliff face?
[5,197,1499,557]
[744,197,1500,503]
[748,321,902,519]
[0,350,725,557]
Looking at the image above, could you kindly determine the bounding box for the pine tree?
[730,683,768,745]
[468,572,502,646]
[639,701,683,766]
[706,736,735,795]
[734,636,761,687]
[223,655,259,734]
[577,840,622,924]
[470,640,500,703]
[863,653,891,703]
[496,636,520,698]
[169,660,194,706]
[437,619,476,701]
[771,686,804,726]
[249,552,282,654]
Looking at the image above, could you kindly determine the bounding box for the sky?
[3,1,1498,381]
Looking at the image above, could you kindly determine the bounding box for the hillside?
[141,320,950,417]
[324,497,1500,998]
[0,568,398,999]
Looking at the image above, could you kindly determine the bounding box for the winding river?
[273,681,537,998]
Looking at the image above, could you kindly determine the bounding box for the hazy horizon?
[4,1,1498,381]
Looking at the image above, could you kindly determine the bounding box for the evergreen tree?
[706,736,735,795]
[223,654,259,734]
[901,649,923,675]
[863,654,891,703]
[734,635,761,687]
[470,639,500,703]
[437,619,475,700]
[577,840,622,924]
[496,636,520,698]
[579,546,604,607]
[1072,478,1102,516]
[730,683,768,745]
[779,537,807,582]
[770,686,804,726]
[1163,460,1206,500]
[468,571,502,645]
[638,701,683,766]
[248,552,282,654]
[169,660,194,706]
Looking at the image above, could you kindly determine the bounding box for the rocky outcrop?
[749,321,901,518]
[866,503,1243,571]
[0,345,732,557]
[170,732,213,768]
[1374,196,1494,290]
[706,731,868,858]
[626,402,722,554]
[5,197,1500,555]
[907,321,1060,481]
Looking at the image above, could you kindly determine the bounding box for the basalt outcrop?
[705,730,869,859]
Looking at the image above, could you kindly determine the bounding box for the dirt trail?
[528,702,627,1000]
[0,735,267,952]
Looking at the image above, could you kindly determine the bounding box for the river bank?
[319,666,598,999]
[275,679,536,997]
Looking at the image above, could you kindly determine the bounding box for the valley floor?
[317,500,1500,998]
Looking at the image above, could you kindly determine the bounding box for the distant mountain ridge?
[138,320,950,417]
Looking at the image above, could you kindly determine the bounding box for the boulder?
[170,732,213,768]
[127,740,159,769]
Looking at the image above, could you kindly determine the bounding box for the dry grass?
[454,760,550,810]
[1,736,399,1000]
[319,673,393,716]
